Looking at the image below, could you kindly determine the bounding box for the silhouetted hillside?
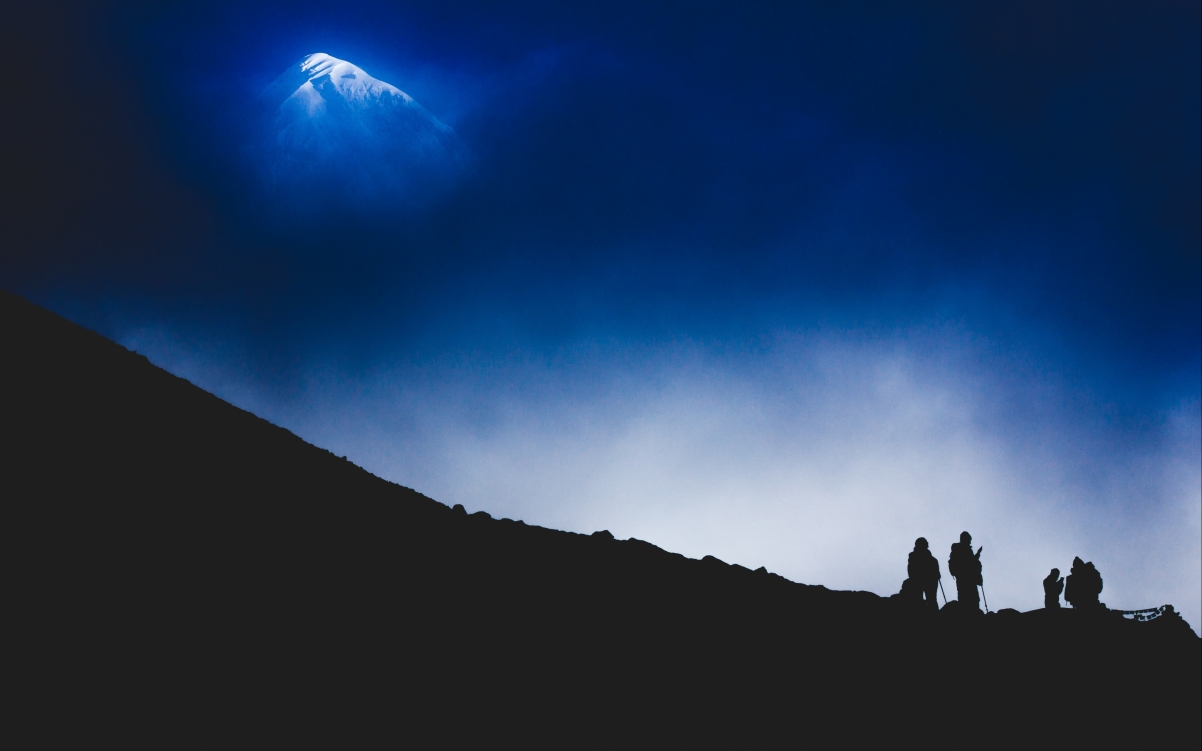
[3,289,1197,746]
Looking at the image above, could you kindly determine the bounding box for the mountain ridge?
[3,289,1197,745]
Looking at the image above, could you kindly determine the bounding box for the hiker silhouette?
[906,537,941,611]
[1064,557,1104,610]
[948,532,983,611]
[1043,568,1064,609]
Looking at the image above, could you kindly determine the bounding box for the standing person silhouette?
[948,532,983,611]
[1064,557,1104,610]
[907,538,942,611]
[1043,568,1064,609]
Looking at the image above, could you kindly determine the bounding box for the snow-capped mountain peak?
[287,53,414,112]
[251,53,466,213]
[263,53,436,118]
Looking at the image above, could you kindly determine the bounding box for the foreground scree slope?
[3,290,1197,745]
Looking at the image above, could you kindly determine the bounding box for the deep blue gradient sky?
[3,1,1199,623]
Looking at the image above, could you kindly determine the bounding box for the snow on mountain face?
[251,53,465,213]
[288,53,413,108]
[263,53,439,125]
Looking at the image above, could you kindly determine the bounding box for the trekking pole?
[938,579,948,607]
[979,582,990,613]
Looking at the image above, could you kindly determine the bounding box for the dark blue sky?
[3,1,1199,621]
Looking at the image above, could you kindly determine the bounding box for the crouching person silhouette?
[948,532,983,611]
[1043,568,1064,609]
[1064,557,1104,611]
[907,538,941,611]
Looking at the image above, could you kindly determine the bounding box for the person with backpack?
[948,531,983,611]
[1064,557,1104,610]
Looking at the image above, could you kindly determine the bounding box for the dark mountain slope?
[3,289,1197,746]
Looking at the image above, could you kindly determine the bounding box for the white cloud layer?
[125,325,1202,631]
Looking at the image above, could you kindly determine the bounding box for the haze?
[3,1,1198,627]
